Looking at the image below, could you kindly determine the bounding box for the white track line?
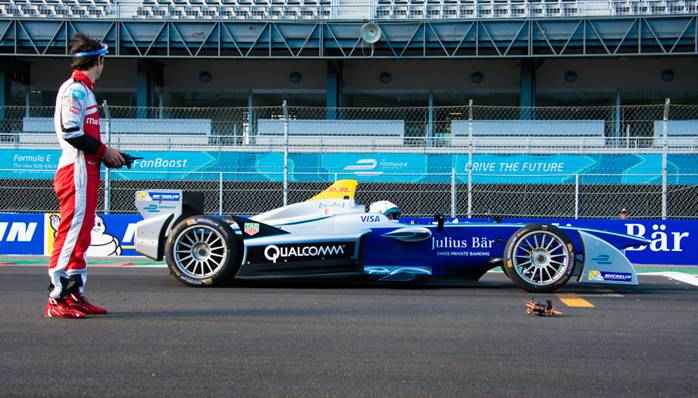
[643,272,698,287]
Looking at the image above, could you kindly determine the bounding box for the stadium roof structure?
[0,15,696,58]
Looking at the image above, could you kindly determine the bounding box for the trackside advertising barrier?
[3,150,698,183]
[0,212,696,266]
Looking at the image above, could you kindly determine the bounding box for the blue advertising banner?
[0,212,695,266]
[1,149,697,184]
[0,213,44,255]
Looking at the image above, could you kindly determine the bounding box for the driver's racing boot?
[44,297,87,319]
[65,292,108,315]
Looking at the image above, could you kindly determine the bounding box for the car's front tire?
[502,224,575,292]
[165,216,240,287]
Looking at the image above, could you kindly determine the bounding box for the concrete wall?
[17,56,698,107]
[537,57,698,100]
[342,59,520,94]
[162,60,327,93]
[29,58,138,93]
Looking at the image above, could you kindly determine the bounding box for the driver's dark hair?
[69,33,102,71]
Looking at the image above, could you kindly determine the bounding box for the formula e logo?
[343,159,382,176]
[263,244,346,263]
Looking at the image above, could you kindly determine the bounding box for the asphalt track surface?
[1,266,697,398]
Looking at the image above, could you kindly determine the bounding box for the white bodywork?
[251,199,400,234]
[134,190,402,260]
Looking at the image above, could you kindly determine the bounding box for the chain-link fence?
[1,101,697,218]
[1,169,696,219]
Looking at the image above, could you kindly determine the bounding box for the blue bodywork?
[359,221,648,282]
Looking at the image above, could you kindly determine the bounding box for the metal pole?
[245,92,253,145]
[158,91,164,119]
[626,124,630,149]
[467,98,473,144]
[283,100,289,207]
[450,167,456,218]
[663,98,670,145]
[574,174,579,220]
[614,91,621,141]
[661,98,670,220]
[662,152,668,220]
[467,99,473,219]
[427,92,433,147]
[102,100,112,214]
[218,171,223,216]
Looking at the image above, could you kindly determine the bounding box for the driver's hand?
[103,146,125,168]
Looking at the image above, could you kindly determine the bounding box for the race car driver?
[369,200,402,221]
[45,33,126,319]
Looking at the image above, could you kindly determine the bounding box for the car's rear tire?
[502,224,575,293]
[165,215,240,287]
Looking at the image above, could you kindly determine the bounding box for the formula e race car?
[133,180,648,292]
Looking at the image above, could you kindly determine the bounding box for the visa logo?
[0,222,38,242]
[360,215,381,223]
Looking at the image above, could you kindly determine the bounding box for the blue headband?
[72,43,109,58]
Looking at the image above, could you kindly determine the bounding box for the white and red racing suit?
[49,70,106,298]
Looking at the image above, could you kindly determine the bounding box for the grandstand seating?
[0,0,695,19]
[0,0,116,18]
[255,119,405,146]
[450,120,606,147]
[22,117,211,146]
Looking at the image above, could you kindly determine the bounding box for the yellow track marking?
[557,293,595,308]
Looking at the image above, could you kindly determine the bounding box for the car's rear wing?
[135,190,204,220]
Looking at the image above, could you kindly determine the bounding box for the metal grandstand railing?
[0,0,696,19]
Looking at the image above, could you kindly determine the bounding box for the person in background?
[45,33,125,319]
[618,208,630,220]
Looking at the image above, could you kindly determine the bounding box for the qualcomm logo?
[343,159,383,176]
[0,222,37,242]
[264,244,345,263]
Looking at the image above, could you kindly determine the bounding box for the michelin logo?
[601,272,632,281]
[588,270,632,282]
[149,192,181,201]
[49,215,122,256]
[264,244,346,263]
